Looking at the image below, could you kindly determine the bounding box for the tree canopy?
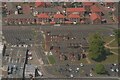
[95,64,106,74]
[88,33,110,62]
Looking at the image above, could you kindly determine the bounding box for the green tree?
[88,33,107,61]
[95,64,106,74]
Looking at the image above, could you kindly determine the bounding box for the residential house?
[37,13,49,23]
[67,14,80,23]
[91,5,102,15]
[34,8,58,16]
[66,8,86,16]
[35,0,45,7]
[53,13,65,23]
[90,13,101,24]
[3,14,36,25]
[83,2,94,11]
[105,2,114,8]
[22,4,31,14]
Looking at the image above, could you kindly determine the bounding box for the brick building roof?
[90,13,101,21]
[37,13,49,18]
[83,2,94,6]
[66,8,86,12]
[91,5,102,12]
[68,14,80,18]
[35,0,44,7]
[53,14,65,18]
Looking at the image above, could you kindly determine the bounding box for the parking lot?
[2,25,118,78]
[3,46,27,65]
[2,26,34,45]
[2,46,27,78]
[1,1,119,79]
[45,64,118,78]
[3,25,115,65]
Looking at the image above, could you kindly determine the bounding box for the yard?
[103,36,114,43]
[110,49,119,54]
[103,36,118,47]
[108,39,118,47]
[48,55,56,64]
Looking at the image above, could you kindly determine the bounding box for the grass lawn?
[108,40,118,47]
[110,49,119,54]
[103,36,114,43]
[103,36,118,47]
[48,55,56,64]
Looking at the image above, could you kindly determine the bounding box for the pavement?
[2,24,119,78]
[2,46,28,78]
[44,64,119,78]
[2,26,34,45]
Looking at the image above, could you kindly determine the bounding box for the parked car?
[89,73,93,77]
[28,56,33,60]
[28,51,32,56]
[80,63,84,67]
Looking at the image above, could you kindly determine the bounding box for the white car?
[11,45,14,47]
[77,68,80,70]
[23,45,26,47]
[110,34,114,36]
[107,6,110,8]
[115,68,119,72]
[37,70,43,77]
[70,74,74,78]
[14,45,17,47]
[89,73,93,77]
[19,45,21,47]
[80,63,84,67]
[28,57,33,60]
[69,68,72,71]
[73,21,77,24]
[28,52,32,56]
[111,69,114,72]
[113,63,117,66]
